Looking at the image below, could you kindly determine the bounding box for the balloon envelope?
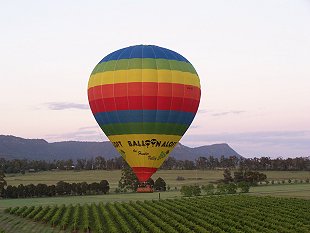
[88,45,201,182]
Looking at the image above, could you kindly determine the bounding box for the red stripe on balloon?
[88,82,201,101]
[132,167,158,182]
[89,96,200,114]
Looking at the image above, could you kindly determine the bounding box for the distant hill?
[0,135,242,161]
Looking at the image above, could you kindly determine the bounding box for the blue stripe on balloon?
[94,110,195,125]
[99,45,189,63]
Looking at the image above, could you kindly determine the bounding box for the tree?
[183,160,195,170]
[94,156,106,170]
[85,158,94,170]
[191,185,201,196]
[244,171,267,185]
[223,169,233,183]
[0,170,7,197]
[48,185,56,196]
[118,164,139,192]
[89,182,100,194]
[233,168,267,186]
[36,183,49,197]
[161,157,177,169]
[99,180,110,194]
[180,185,193,196]
[81,182,88,195]
[64,159,74,170]
[238,182,250,193]
[202,184,215,195]
[217,183,237,194]
[206,156,218,169]
[76,159,87,170]
[226,183,237,194]
[27,184,36,197]
[56,181,70,195]
[154,177,166,191]
[196,157,207,170]
[180,185,201,196]
[17,184,25,198]
[233,170,245,183]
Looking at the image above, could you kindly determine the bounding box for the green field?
[0,212,65,233]
[0,191,180,210]
[1,183,310,211]
[2,195,310,233]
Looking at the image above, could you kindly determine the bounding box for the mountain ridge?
[0,135,242,161]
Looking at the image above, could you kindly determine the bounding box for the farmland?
[2,195,310,233]
[1,169,310,232]
[5,169,310,189]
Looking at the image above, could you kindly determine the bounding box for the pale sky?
[0,0,309,158]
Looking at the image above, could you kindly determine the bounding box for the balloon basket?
[137,182,154,193]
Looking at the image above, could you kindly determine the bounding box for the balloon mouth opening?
[132,167,157,182]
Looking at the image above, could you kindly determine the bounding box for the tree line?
[180,182,251,197]
[0,155,309,174]
[1,180,109,199]
[179,167,267,197]
[163,156,310,171]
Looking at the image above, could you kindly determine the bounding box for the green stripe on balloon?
[100,122,189,136]
[91,58,197,75]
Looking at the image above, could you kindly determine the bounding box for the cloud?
[44,102,89,110]
[78,126,99,130]
[45,126,107,142]
[211,110,245,117]
[197,109,246,117]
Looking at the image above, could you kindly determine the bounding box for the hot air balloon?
[88,45,201,192]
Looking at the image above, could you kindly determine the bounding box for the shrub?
[216,183,227,194]
[226,183,237,194]
[202,184,215,195]
[191,185,201,196]
[238,182,250,193]
[215,183,238,194]
[180,185,201,197]
[180,186,192,197]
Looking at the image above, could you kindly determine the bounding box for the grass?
[5,169,310,189]
[1,169,310,232]
[0,191,181,210]
[1,183,310,211]
[1,169,309,210]
[251,183,310,199]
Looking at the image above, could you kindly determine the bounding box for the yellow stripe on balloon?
[108,134,182,168]
[88,69,200,89]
